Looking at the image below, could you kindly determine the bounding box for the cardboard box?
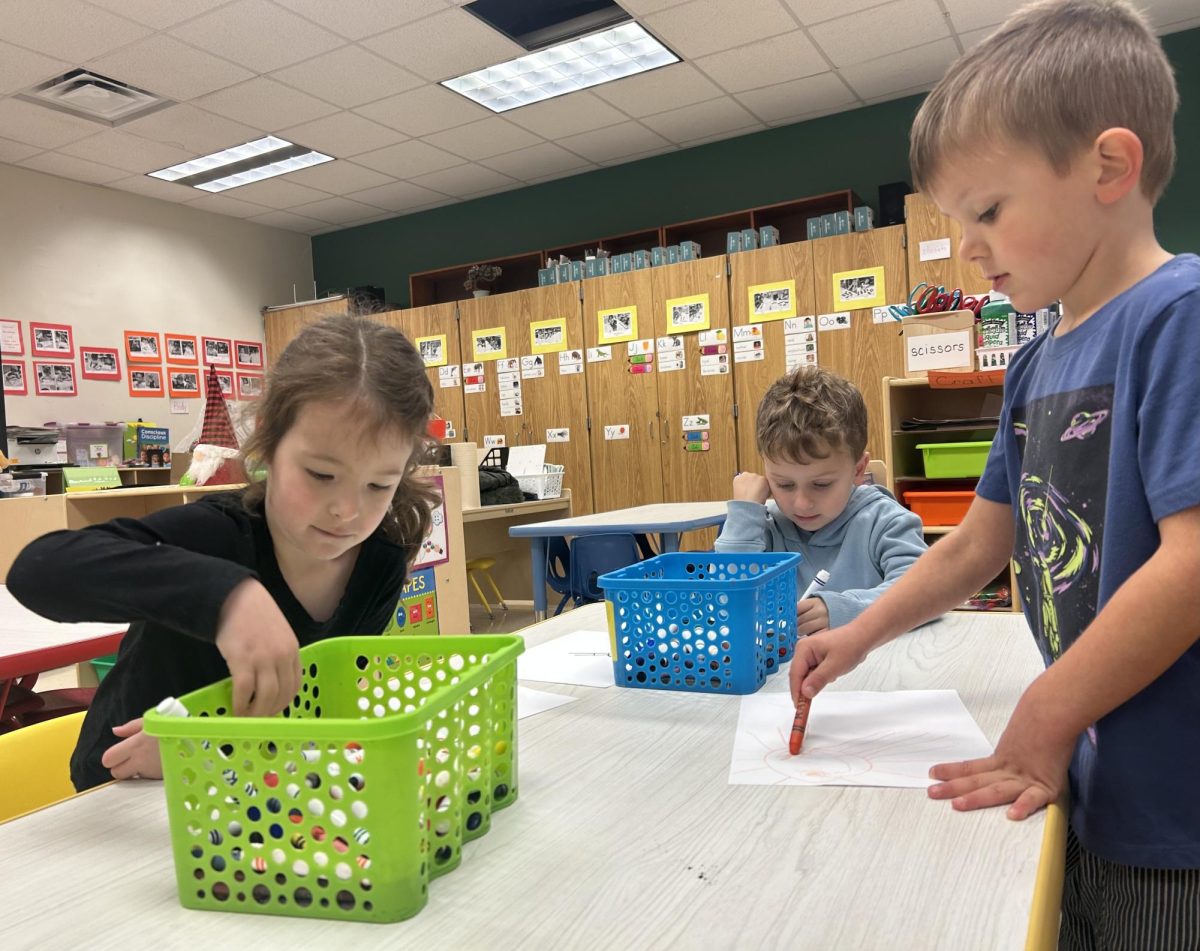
[901,310,977,378]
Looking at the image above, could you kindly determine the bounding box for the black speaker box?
[878,181,913,226]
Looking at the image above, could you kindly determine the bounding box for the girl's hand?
[215,578,301,717]
[733,472,771,504]
[796,596,830,636]
[101,718,162,780]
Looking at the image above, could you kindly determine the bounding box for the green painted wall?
[313,26,1200,308]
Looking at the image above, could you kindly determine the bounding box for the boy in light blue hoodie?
[715,365,926,634]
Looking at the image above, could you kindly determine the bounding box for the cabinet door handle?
[660,417,669,445]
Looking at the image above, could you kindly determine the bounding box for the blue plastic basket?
[598,552,801,695]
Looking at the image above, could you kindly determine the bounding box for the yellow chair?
[0,711,86,823]
[465,557,507,619]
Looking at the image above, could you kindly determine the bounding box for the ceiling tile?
[18,151,127,185]
[354,84,492,137]
[421,117,544,161]
[183,192,275,218]
[0,98,100,149]
[779,0,891,26]
[839,38,958,100]
[285,196,387,223]
[57,130,197,174]
[87,35,255,102]
[598,144,679,166]
[863,84,935,106]
[276,112,406,158]
[957,26,997,51]
[281,160,396,193]
[591,62,724,117]
[345,180,451,212]
[351,139,466,177]
[0,41,71,97]
[1159,15,1200,32]
[0,135,42,164]
[809,0,950,67]
[119,103,264,154]
[85,0,233,30]
[479,142,595,181]
[361,8,525,82]
[273,0,450,41]
[408,164,517,198]
[218,177,331,209]
[1,0,152,63]
[558,121,673,164]
[677,122,766,147]
[245,209,330,232]
[505,92,628,139]
[693,30,828,93]
[1141,0,1200,29]
[941,0,1025,33]
[192,77,339,131]
[106,174,197,202]
[735,71,857,123]
[270,46,424,108]
[642,0,800,60]
[640,95,761,143]
[169,0,345,73]
[618,0,692,12]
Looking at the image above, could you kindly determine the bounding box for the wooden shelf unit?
[881,375,1019,613]
[408,190,861,307]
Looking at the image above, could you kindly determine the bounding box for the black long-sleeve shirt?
[7,490,410,791]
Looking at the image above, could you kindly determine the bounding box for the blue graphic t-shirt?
[976,254,1200,868]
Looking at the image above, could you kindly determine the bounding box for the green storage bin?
[916,440,993,478]
[91,653,118,681]
[143,634,523,923]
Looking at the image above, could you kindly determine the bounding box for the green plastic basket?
[143,634,523,923]
[91,653,117,682]
[915,440,993,479]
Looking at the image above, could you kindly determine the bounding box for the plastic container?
[63,423,124,467]
[143,634,523,923]
[916,440,993,479]
[0,472,47,498]
[91,653,117,681]
[902,489,975,526]
[515,463,564,500]
[598,552,801,695]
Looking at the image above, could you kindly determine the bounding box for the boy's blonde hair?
[911,0,1177,201]
[756,366,867,464]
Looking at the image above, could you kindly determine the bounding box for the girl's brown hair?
[241,315,438,557]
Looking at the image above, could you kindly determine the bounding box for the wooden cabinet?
[262,296,351,364]
[811,225,910,461]
[458,285,595,514]
[881,376,1018,613]
[904,192,989,297]
[378,303,465,441]
[728,241,819,470]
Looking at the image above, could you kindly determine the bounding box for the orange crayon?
[789,697,811,755]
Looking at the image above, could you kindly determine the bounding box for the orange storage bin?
[902,490,975,526]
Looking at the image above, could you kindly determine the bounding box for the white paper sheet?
[728,690,993,788]
[517,629,614,688]
[517,686,578,720]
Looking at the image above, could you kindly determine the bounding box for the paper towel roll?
[449,442,481,509]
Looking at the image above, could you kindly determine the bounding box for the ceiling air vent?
[18,69,172,127]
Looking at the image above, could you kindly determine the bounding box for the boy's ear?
[853,451,870,484]
[1091,127,1144,205]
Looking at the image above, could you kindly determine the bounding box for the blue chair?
[544,536,573,617]
[568,533,641,607]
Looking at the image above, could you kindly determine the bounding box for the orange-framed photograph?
[234,339,264,370]
[125,330,162,364]
[2,361,27,396]
[164,333,198,365]
[33,360,76,396]
[167,366,201,398]
[202,336,232,367]
[30,321,74,359]
[128,365,164,397]
[80,346,121,381]
[205,369,234,398]
[236,372,263,401]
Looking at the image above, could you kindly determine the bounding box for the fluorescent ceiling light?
[147,136,333,192]
[441,22,678,113]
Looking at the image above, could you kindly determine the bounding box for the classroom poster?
[665,293,710,333]
[417,334,448,367]
[30,322,74,358]
[597,306,637,345]
[385,567,440,636]
[412,473,449,568]
[0,319,23,355]
[832,267,886,312]
[748,279,797,322]
[472,326,508,362]
[529,317,567,354]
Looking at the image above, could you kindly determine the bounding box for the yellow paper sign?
[665,293,710,333]
[472,326,508,362]
[832,267,886,312]
[598,305,637,345]
[415,334,447,367]
[747,279,797,322]
[530,317,568,354]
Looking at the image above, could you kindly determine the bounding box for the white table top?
[0,584,127,677]
[0,604,1046,949]
[509,500,728,537]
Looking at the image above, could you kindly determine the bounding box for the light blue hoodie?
[713,484,927,628]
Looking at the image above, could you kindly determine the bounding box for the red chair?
[0,673,95,732]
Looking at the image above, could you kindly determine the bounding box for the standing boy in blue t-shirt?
[789,2,1200,947]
